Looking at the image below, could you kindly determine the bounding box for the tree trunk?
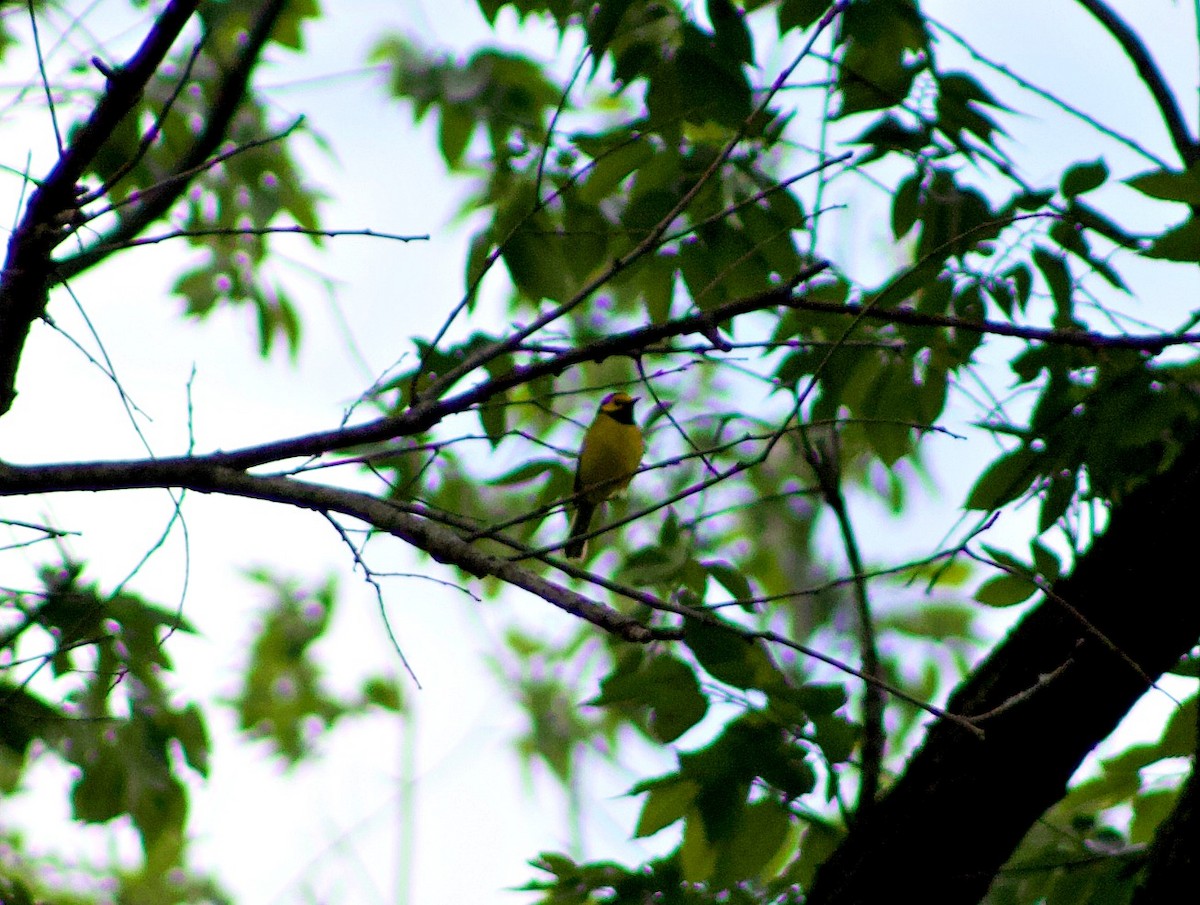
[807,438,1200,905]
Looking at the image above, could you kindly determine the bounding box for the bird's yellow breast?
[576,414,644,504]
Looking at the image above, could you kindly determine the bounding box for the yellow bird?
[565,391,645,558]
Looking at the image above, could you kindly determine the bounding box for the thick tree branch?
[53,0,296,283]
[188,273,829,470]
[0,0,201,417]
[0,454,987,737]
[806,434,1200,905]
[0,458,653,642]
[152,269,1191,479]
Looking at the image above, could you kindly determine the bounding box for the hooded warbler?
[565,392,644,558]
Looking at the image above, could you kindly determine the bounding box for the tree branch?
[806,432,1200,905]
[801,428,885,816]
[0,0,201,417]
[178,270,830,470]
[0,458,654,642]
[791,296,1200,354]
[412,2,849,404]
[53,0,297,283]
[1076,0,1198,166]
[0,451,987,739]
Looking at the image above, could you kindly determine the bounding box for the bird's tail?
[565,501,596,558]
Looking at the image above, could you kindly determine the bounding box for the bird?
[565,391,644,558]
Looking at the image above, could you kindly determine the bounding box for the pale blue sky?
[1,2,1197,903]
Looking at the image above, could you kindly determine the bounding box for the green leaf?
[0,877,34,905]
[646,660,711,743]
[704,560,753,609]
[1144,216,1200,262]
[1129,788,1178,846]
[502,220,571,301]
[1039,471,1076,532]
[979,544,1033,574]
[862,360,919,465]
[72,751,126,822]
[438,104,475,168]
[563,200,609,279]
[1050,210,1127,291]
[584,0,636,64]
[802,683,850,716]
[1060,159,1108,197]
[478,397,508,446]
[579,138,654,204]
[713,798,793,885]
[172,704,211,778]
[234,575,347,765]
[811,713,858,764]
[756,745,817,801]
[768,683,849,722]
[739,200,803,278]
[1007,262,1033,312]
[966,447,1040,511]
[679,236,724,309]
[489,458,563,486]
[647,34,752,132]
[623,187,681,238]
[618,545,690,588]
[937,72,1006,146]
[1160,694,1197,755]
[708,0,754,66]
[641,251,678,324]
[1126,163,1200,204]
[465,228,493,296]
[779,0,829,33]
[1010,188,1055,211]
[683,618,779,690]
[1031,540,1061,582]
[1167,652,1200,678]
[680,806,718,882]
[1032,246,1073,323]
[838,0,927,115]
[789,822,845,890]
[590,654,709,743]
[867,255,944,310]
[851,114,930,163]
[675,32,753,127]
[173,266,221,315]
[975,573,1038,607]
[892,173,920,238]
[362,677,405,712]
[881,604,975,640]
[635,779,699,837]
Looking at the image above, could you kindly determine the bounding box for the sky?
[1,3,660,902]
[1,1,1198,903]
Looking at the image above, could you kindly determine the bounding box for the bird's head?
[599,391,639,423]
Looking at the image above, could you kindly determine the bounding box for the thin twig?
[800,426,886,812]
[930,16,1172,169]
[322,513,422,689]
[27,0,64,154]
[79,224,429,256]
[963,548,1174,702]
